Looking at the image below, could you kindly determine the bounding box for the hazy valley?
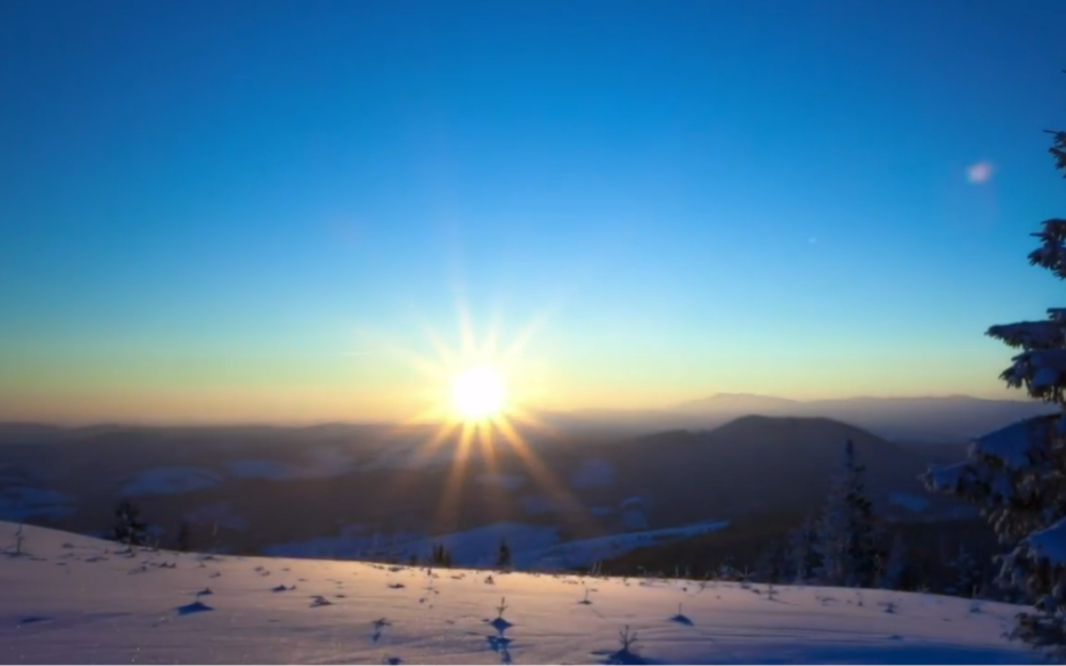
[0,394,1034,575]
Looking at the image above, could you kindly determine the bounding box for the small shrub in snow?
[669,602,694,626]
[489,597,513,632]
[766,583,778,601]
[12,522,24,556]
[113,499,147,552]
[616,625,640,658]
[714,560,737,582]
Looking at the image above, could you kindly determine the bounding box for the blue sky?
[2,0,1066,423]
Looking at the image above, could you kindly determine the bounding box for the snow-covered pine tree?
[113,499,147,552]
[815,440,882,588]
[715,557,738,582]
[788,515,821,584]
[878,532,907,590]
[924,122,1066,658]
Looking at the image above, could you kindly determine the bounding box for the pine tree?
[949,544,981,598]
[754,543,787,584]
[788,515,821,584]
[715,557,738,581]
[925,120,1066,656]
[815,440,882,587]
[113,499,147,551]
[496,539,512,570]
[176,521,191,552]
[878,532,907,590]
[430,543,452,568]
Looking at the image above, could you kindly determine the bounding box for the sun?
[450,366,507,421]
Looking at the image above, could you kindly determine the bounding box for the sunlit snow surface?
[0,522,1037,664]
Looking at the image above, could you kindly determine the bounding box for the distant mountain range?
[1,413,978,565]
[547,393,1056,441]
[0,393,1053,444]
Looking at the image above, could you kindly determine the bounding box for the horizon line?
[0,391,1044,430]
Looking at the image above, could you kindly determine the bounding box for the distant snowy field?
[263,519,731,571]
[0,522,1038,664]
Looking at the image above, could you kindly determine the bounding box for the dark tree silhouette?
[176,521,191,552]
[430,543,452,567]
[113,499,147,551]
[496,539,512,569]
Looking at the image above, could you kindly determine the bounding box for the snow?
[0,486,74,520]
[971,418,1051,470]
[1026,518,1066,567]
[0,521,1037,664]
[570,460,616,489]
[1021,350,1066,378]
[120,467,223,496]
[227,449,358,480]
[987,320,1064,348]
[887,493,930,514]
[265,523,559,567]
[262,520,730,571]
[1033,366,1060,389]
[530,521,730,570]
[925,462,970,493]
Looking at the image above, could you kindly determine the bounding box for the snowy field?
[263,519,731,571]
[0,522,1037,665]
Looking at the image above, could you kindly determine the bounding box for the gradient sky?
[3,0,1066,424]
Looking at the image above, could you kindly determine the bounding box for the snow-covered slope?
[262,519,730,571]
[0,522,1036,664]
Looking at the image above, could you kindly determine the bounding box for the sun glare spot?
[967,160,994,184]
[451,366,507,421]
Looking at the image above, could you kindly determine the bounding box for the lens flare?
[966,161,994,184]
